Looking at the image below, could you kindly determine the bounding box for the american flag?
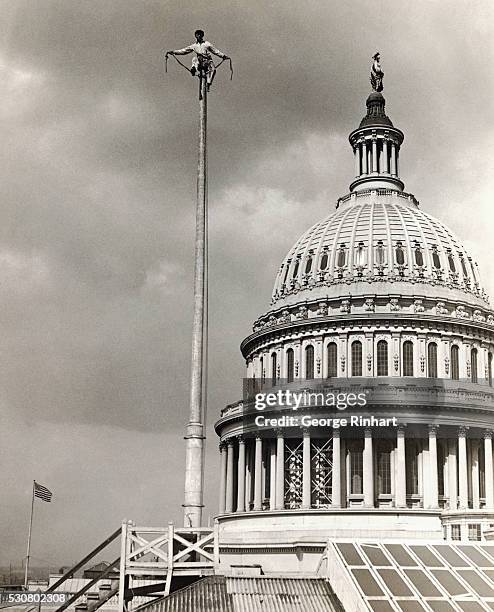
[34,481,53,502]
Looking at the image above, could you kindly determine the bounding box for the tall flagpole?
[183,70,208,528]
[24,481,35,589]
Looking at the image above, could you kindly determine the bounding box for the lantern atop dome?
[348,54,404,193]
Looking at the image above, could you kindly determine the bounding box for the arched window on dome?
[377,340,388,376]
[402,341,414,376]
[351,341,362,376]
[287,348,294,383]
[469,258,478,283]
[428,343,438,378]
[460,257,469,279]
[304,255,313,274]
[395,242,405,266]
[414,247,424,267]
[355,242,366,267]
[432,248,441,269]
[349,442,363,495]
[282,262,290,286]
[448,253,456,273]
[489,352,493,387]
[305,344,314,380]
[327,342,338,378]
[271,352,278,386]
[451,345,459,380]
[471,347,478,383]
[337,245,347,268]
[260,356,265,386]
[376,241,385,265]
[406,441,419,496]
[292,258,300,279]
[377,441,392,495]
[319,251,329,271]
[437,441,446,497]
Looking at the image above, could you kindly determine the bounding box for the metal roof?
[137,575,344,612]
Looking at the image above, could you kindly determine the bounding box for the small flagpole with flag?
[24,481,52,589]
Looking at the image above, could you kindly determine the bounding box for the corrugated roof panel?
[135,576,345,612]
[227,576,344,612]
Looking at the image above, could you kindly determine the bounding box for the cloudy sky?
[0,0,493,568]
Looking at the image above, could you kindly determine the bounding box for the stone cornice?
[242,310,494,358]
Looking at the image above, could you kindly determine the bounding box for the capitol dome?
[214,71,494,578]
[272,190,488,308]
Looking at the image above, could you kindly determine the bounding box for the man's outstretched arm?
[166,46,194,56]
[206,43,229,59]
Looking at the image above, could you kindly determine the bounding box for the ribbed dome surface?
[272,189,488,307]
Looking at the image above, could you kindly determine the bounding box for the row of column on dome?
[218,427,494,514]
[276,241,481,288]
[353,137,399,178]
[250,338,494,385]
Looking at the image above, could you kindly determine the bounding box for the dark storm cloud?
[0,0,493,564]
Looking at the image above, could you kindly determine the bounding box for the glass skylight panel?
[431,570,469,597]
[456,603,487,612]
[368,600,395,612]
[336,543,365,565]
[352,568,384,596]
[409,546,444,567]
[385,544,418,567]
[377,569,413,596]
[397,602,427,612]
[458,546,494,567]
[457,570,494,598]
[404,570,442,597]
[432,546,470,568]
[427,603,456,612]
[363,544,392,566]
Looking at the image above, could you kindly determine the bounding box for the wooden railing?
[118,521,217,610]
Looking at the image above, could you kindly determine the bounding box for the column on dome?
[237,436,246,512]
[254,436,263,511]
[471,440,480,510]
[382,138,389,173]
[294,341,302,381]
[302,430,311,509]
[362,141,368,175]
[332,429,341,508]
[448,438,458,510]
[315,340,323,379]
[458,427,469,509]
[219,443,227,513]
[426,426,439,509]
[225,439,235,513]
[363,428,374,507]
[484,431,494,510]
[354,144,360,178]
[275,431,285,510]
[395,425,407,508]
[270,440,276,510]
[390,142,397,176]
[372,137,378,173]
[245,441,252,511]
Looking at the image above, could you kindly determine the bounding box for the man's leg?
[191,57,199,76]
[206,67,216,91]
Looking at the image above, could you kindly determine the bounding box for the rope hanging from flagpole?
[163,51,234,81]
[213,57,233,80]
